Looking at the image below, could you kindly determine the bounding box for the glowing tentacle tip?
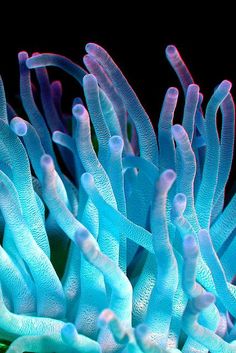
[83,54,96,68]
[85,43,99,55]
[72,103,87,119]
[174,193,187,206]
[10,117,27,136]
[109,135,124,153]
[188,83,200,93]
[51,80,62,92]
[83,73,98,88]
[52,131,63,144]
[159,169,177,188]
[81,172,95,189]
[73,97,84,107]
[217,80,232,94]
[167,86,179,98]
[198,229,211,246]
[162,169,176,181]
[18,51,29,62]
[183,235,199,258]
[171,124,185,138]
[163,169,176,180]
[134,323,149,338]
[40,154,54,171]
[165,45,179,59]
[193,292,215,311]
[171,193,187,219]
[61,323,77,344]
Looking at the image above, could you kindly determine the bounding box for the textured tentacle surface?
[0,42,235,353]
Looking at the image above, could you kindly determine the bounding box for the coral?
[0,42,235,353]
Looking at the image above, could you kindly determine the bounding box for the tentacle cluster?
[0,43,235,353]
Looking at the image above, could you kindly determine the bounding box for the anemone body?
[0,43,235,353]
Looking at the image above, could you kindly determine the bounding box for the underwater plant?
[0,42,235,353]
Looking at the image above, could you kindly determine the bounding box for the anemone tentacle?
[0,42,235,353]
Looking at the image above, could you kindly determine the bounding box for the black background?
[0,5,235,185]
[1,6,235,118]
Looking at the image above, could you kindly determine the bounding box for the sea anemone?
[0,42,235,353]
